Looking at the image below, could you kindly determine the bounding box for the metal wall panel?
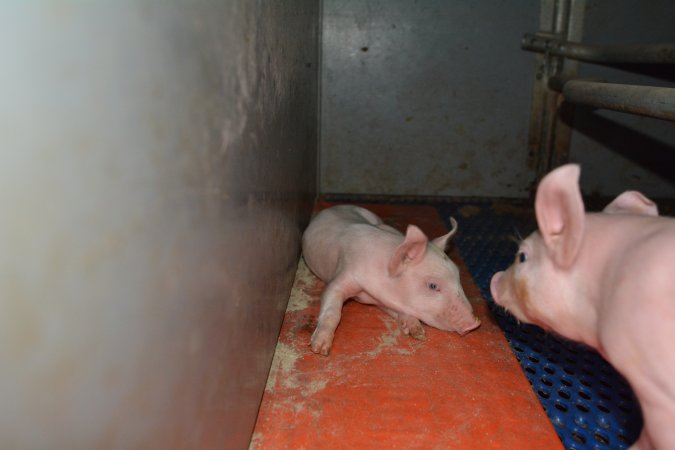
[0,2,318,449]
[320,0,539,197]
[320,0,675,199]
[570,0,675,197]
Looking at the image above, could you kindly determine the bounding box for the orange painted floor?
[250,202,562,449]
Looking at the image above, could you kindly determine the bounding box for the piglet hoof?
[399,317,426,341]
[408,324,426,341]
[310,329,333,356]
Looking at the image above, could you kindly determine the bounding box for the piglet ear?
[431,217,458,251]
[535,164,585,269]
[388,225,428,277]
[603,190,659,216]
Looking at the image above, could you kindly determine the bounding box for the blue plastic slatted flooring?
[437,200,643,450]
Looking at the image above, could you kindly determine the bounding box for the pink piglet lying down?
[302,204,480,356]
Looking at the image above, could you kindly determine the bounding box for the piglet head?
[490,164,586,329]
[388,218,480,336]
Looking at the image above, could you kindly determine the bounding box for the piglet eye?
[517,252,528,263]
[426,282,440,291]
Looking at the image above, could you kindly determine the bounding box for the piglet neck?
[560,214,631,354]
[555,279,603,351]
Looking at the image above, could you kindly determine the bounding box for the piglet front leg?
[310,277,352,356]
[398,314,426,340]
[381,307,426,340]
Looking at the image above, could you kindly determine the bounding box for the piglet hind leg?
[310,278,351,356]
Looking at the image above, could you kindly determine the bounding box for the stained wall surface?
[320,0,539,197]
[0,2,318,449]
[320,0,675,198]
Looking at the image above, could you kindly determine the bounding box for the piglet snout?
[457,316,481,335]
[447,296,481,335]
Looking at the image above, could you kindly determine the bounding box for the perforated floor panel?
[438,200,643,450]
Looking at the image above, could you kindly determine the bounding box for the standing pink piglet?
[490,164,675,450]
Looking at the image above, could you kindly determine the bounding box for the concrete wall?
[0,2,318,449]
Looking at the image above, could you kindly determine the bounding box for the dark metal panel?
[569,0,675,197]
